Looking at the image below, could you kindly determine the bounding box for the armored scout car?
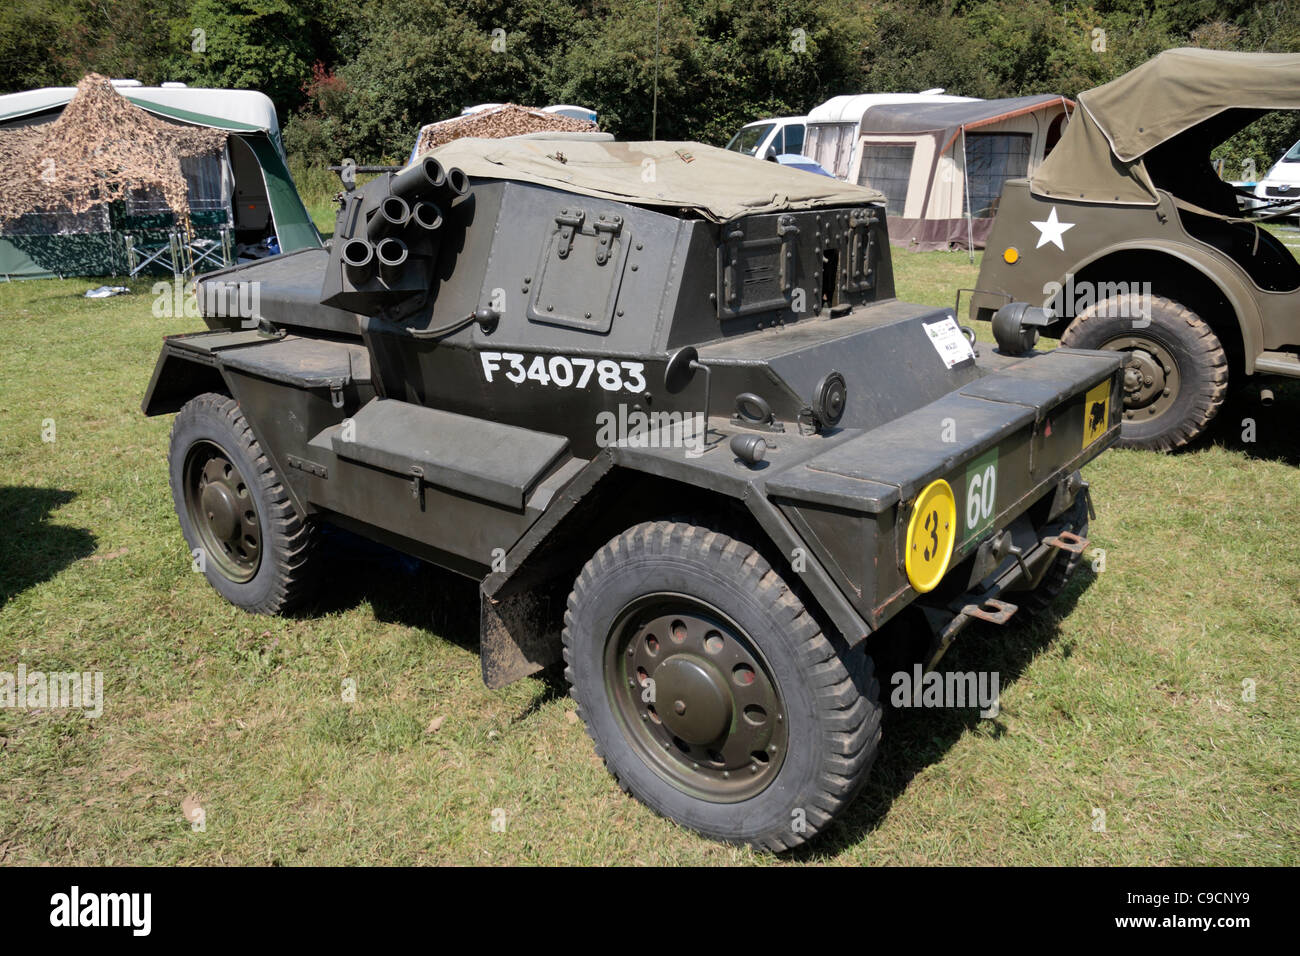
[143,136,1123,849]
[970,49,1300,451]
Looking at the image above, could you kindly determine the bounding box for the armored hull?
[144,136,1122,849]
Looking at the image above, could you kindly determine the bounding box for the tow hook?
[925,597,1020,669]
[962,597,1018,625]
[1043,529,1088,554]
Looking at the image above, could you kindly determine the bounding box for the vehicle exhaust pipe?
[1260,386,1275,407]
[376,237,409,286]
[410,201,443,232]
[342,238,375,285]
[366,195,411,241]
[440,167,470,205]
[391,156,446,203]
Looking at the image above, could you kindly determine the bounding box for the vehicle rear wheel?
[562,521,881,850]
[169,392,318,614]
[1060,293,1227,451]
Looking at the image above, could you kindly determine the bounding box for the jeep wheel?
[563,521,881,850]
[1060,294,1227,451]
[169,393,318,614]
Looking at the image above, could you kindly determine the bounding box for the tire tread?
[562,519,881,851]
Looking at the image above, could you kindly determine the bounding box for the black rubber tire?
[168,393,318,614]
[1019,495,1090,614]
[1060,293,1227,451]
[563,520,881,851]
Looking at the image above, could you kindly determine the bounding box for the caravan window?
[964,132,1031,218]
[858,144,915,216]
[806,123,856,179]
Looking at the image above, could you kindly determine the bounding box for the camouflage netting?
[0,74,229,225]
[414,104,597,156]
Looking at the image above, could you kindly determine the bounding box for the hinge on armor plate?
[777,215,799,293]
[845,207,876,292]
[286,455,328,479]
[554,209,585,259]
[721,226,745,307]
[593,213,623,266]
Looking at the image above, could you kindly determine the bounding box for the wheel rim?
[604,593,788,803]
[183,440,261,582]
[1100,334,1181,424]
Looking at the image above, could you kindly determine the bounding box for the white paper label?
[922,317,975,369]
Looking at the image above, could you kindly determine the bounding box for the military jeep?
[970,48,1300,452]
[143,135,1122,849]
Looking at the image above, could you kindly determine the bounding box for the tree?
[166,0,322,119]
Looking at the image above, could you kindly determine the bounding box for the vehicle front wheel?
[168,392,318,614]
[562,521,881,850]
[1060,293,1228,451]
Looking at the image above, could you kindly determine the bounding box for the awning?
[860,94,1072,154]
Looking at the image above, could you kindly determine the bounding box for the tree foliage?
[2,0,1296,168]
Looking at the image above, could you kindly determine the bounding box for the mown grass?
[0,250,1296,866]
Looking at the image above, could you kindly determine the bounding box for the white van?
[1253,138,1300,217]
[724,116,807,160]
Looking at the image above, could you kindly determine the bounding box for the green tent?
[0,81,320,279]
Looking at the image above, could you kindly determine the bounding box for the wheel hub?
[1102,335,1180,421]
[653,656,730,744]
[605,596,788,803]
[200,481,239,541]
[183,441,262,582]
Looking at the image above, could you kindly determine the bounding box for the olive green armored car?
[970,49,1300,451]
[143,135,1122,849]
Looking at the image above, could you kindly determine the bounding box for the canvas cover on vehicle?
[1032,48,1300,206]
[430,137,883,222]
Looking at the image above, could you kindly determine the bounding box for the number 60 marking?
[966,463,996,530]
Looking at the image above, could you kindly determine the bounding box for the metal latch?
[324,353,352,408]
[327,377,346,408]
[554,208,586,259]
[409,465,425,509]
[593,213,623,265]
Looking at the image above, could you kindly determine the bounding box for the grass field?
[0,247,1296,865]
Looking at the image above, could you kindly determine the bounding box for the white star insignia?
[1030,206,1075,251]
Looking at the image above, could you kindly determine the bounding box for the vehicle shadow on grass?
[1197,379,1300,466]
[0,487,96,607]
[304,528,484,655]
[304,535,573,715]
[793,569,1097,859]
